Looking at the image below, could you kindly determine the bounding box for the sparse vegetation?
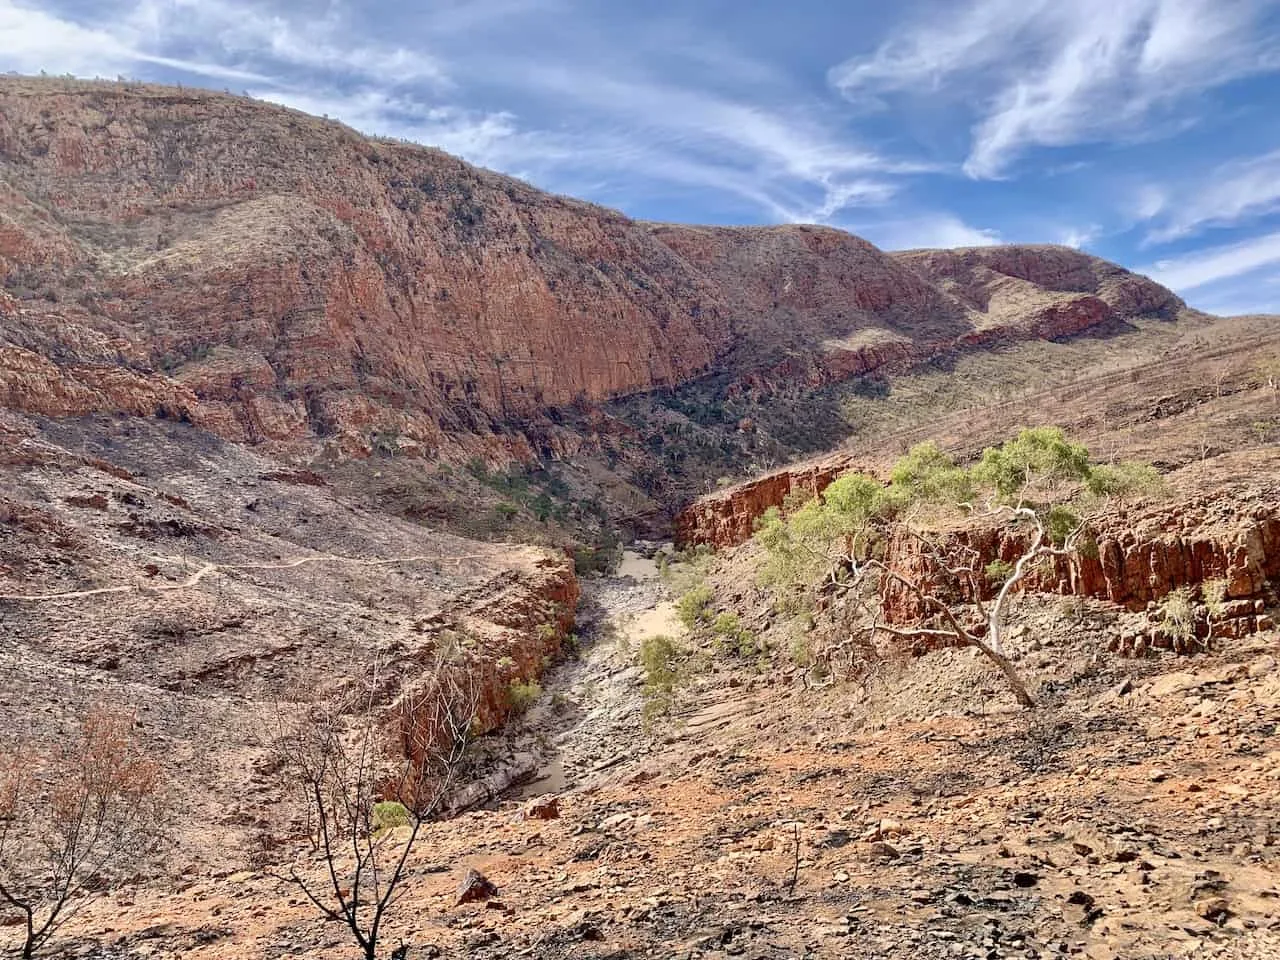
[711,611,763,658]
[371,426,402,456]
[1158,587,1198,651]
[638,634,684,723]
[675,583,715,630]
[755,427,1164,707]
[507,679,542,715]
[266,660,479,960]
[371,801,411,834]
[0,707,168,959]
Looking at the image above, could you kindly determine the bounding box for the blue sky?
[3,0,1280,315]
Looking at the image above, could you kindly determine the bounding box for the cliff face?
[0,77,1185,462]
[673,451,870,547]
[881,508,1280,620]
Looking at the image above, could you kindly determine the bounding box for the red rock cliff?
[0,78,1185,461]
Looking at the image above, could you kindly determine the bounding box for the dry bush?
[0,706,168,958]
[265,658,481,960]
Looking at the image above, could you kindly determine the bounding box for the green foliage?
[1158,587,1197,647]
[507,679,542,715]
[371,801,411,834]
[675,584,715,630]
[788,631,816,669]
[971,427,1091,500]
[711,612,761,658]
[493,501,520,523]
[984,559,1014,583]
[638,634,683,723]
[1084,460,1166,500]
[671,543,716,565]
[754,427,1164,597]
[531,493,555,521]
[573,536,622,576]
[889,441,972,503]
[371,426,401,456]
[1045,504,1082,545]
[1201,578,1228,618]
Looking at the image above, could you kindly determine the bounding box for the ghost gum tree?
[754,428,1161,707]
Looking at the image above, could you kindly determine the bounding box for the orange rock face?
[674,452,871,547]
[879,511,1280,624]
[0,78,1184,462]
[680,451,1280,643]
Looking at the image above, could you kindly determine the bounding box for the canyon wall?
[674,451,870,546]
[881,508,1280,647]
[0,77,1185,462]
[681,448,1280,646]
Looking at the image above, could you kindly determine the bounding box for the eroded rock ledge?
[680,453,1280,647]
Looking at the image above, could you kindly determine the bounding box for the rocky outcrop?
[882,506,1280,610]
[0,77,1185,463]
[893,245,1183,324]
[395,552,579,762]
[674,452,870,547]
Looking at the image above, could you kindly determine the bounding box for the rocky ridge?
[1,76,1184,465]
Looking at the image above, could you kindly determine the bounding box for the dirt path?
[0,551,494,602]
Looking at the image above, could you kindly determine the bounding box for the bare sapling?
[267,657,481,960]
[0,706,168,959]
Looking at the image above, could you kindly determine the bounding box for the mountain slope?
[2,76,1187,466]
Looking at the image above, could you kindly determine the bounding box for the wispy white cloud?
[831,0,1280,179]
[146,0,450,86]
[0,0,267,81]
[1139,230,1280,290]
[862,213,1002,251]
[516,66,924,223]
[1140,149,1280,244]
[0,0,450,87]
[1058,224,1101,249]
[254,88,526,169]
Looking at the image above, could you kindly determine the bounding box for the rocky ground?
[0,411,576,866]
[18,558,1277,959]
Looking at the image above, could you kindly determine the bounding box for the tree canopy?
[754,427,1163,707]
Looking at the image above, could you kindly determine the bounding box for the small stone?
[1012,871,1040,888]
[455,868,499,906]
[1247,655,1275,679]
[1196,898,1232,923]
[867,841,900,860]
[1149,769,1168,783]
[523,795,560,820]
[598,812,634,832]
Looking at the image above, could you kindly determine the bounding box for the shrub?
[638,634,683,723]
[676,584,715,630]
[1158,587,1197,650]
[712,612,760,658]
[572,537,622,576]
[789,632,816,669]
[371,801,410,834]
[985,559,1014,583]
[508,679,542,715]
[371,427,401,456]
